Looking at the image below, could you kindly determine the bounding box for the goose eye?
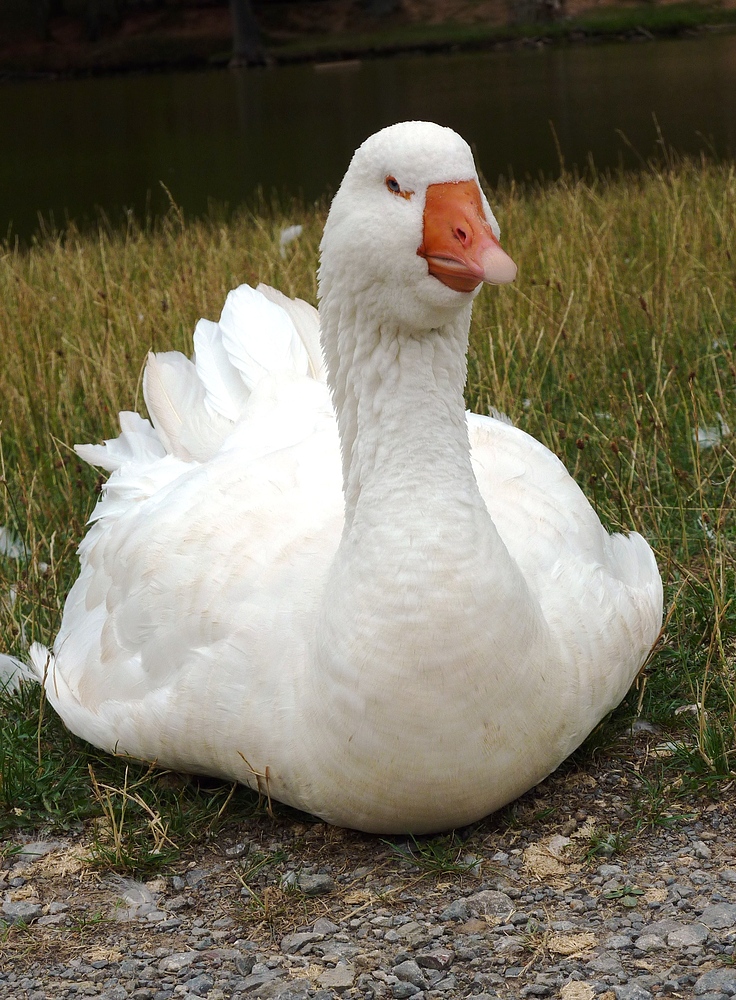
[385,176,402,195]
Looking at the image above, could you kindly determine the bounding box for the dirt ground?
[2,726,733,989]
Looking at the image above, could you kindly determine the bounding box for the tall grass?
[0,158,734,858]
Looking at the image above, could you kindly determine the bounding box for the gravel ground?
[2,735,735,1000]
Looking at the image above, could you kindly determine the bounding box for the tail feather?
[75,282,323,475]
[257,283,325,382]
[218,285,310,392]
[0,651,36,692]
[75,411,166,473]
[142,351,234,462]
[142,351,201,459]
[193,317,251,422]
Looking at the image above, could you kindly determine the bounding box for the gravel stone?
[700,903,736,929]
[240,969,286,990]
[313,917,339,934]
[694,969,736,995]
[13,840,65,865]
[235,954,258,976]
[167,894,191,911]
[613,985,653,1000]
[605,934,633,949]
[280,931,323,954]
[633,933,666,952]
[415,949,454,970]
[318,962,355,990]
[392,959,429,989]
[667,923,709,947]
[157,951,199,973]
[185,973,214,996]
[587,955,625,975]
[1,899,43,923]
[392,985,420,998]
[263,985,312,1000]
[439,898,469,921]
[467,889,515,918]
[297,873,335,896]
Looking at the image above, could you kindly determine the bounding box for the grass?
[383,834,483,875]
[0,155,735,867]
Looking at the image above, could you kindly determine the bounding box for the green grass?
[1,157,735,865]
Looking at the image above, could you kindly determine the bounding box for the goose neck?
[323,299,481,527]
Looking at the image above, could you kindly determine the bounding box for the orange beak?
[417,180,517,293]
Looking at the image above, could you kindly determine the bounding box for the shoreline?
[2,2,736,82]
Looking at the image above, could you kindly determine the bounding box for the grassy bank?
[1,160,734,865]
[2,2,736,78]
[274,3,736,64]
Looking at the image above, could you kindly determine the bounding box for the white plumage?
[28,122,662,833]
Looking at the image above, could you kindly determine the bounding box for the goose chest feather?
[29,121,663,834]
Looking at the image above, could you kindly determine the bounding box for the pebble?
[392,984,419,998]
[157,951,199,973]
[614,986,653,1000]
[280,931,323,953]
[415,948,454,970]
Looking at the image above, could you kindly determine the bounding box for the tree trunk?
[35,0,62,40]
[85,0,122,42]
[229,0,266,67]
[360,0,400,16]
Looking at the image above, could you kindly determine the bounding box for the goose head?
[318,121,516,333]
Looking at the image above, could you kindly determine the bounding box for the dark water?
[2,32,736,241]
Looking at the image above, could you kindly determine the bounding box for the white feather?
[0,525,26,560]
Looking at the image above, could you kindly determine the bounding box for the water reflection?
[2,33,735,241]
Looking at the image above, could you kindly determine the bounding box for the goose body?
[30,123,662,834]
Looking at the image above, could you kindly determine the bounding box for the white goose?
[28,122,662,834]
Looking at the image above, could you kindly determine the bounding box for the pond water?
[2,32,736,241]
